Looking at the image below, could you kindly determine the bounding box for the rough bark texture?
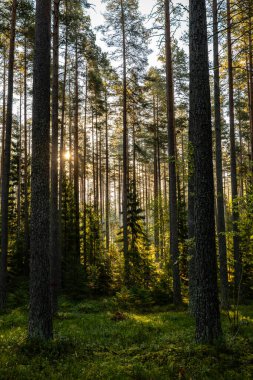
[188,129,196,315]
[189,0,222,343]
[0,0,17,309]
[164,0,182,306]
[28,0,53,340]
[213,0,229,309]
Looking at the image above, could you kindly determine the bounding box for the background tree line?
[0,0,252,343]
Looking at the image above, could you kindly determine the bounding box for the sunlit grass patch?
[0,297,252,379]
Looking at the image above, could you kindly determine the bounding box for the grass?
[0,296,253,379]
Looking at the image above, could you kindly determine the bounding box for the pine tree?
[189,0,222,343]
[28,0,53,340]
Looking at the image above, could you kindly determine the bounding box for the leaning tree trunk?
[0,0,17,309]
[164,0,182,306]
[213,0,229,309]
[28,0,53,340]
[189,0,222,344]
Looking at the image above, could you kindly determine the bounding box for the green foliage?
[238,190,253,299]
[0,296,253,379]
[118,181,156,289]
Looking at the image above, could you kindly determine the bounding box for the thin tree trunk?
[83,66,88,270]
[153,96,159,261]
[105,91,110,251]
[0,0,17,309]
[23,36,30,275]
[164,0,182,305]
[0,47,6,198]
[120,0,129,286]
[74,40,80,262]
[59,0,69,288]
[213,0,229,309]
[50,0,60,314]
[248,4,253,168]
[227,0,241,295]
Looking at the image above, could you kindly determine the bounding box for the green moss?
[0,298,252,379]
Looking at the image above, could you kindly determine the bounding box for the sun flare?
[64,151,71,160]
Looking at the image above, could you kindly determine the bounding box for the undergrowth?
[0,294,252,379]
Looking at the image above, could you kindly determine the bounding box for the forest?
[0,0,253,378]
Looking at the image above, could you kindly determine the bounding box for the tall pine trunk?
[28,0,53,340]
[50,0,60,313]
[105,91,110,252]
[0,0,17,309]
[23,36,30,274]
[120,0,129,286]
[164,0,182,306]
[189,0,222,343]
[213,0,229,309]
[226,0,241,295]
[74,40,80,261]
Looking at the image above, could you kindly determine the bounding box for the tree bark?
[164,0,182,306]
[213,0,229,309]
[0,0,17,309]
[50,0,60,314]
[28,0,53,340]
[23,36,30,275]
[189,0,222,343]
[226,0,241,295]
[74,40,80,262]
[120,0,129,286]
[105,91,110,252]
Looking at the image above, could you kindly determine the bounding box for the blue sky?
[87,0,189,67]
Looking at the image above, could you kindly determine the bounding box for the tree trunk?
[164,0,182,306]
[226,0,241,295]
[29,0,53,339]
[189,0,222,344]
[50,0,60,314]
[59,0,69,289]
[105,91,110,252]
[0,46,6,200]
[83,66,88,270]
[0,0,17,309]
[213,0,229,309]
[74,40,80,262]
[23,36,30,274]
[153,97,159,261]
[248,3,253,168]
[120,0,129,286]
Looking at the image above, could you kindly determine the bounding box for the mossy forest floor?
[0,294,253,380]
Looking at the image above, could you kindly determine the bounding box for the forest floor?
[0,294,253,380]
